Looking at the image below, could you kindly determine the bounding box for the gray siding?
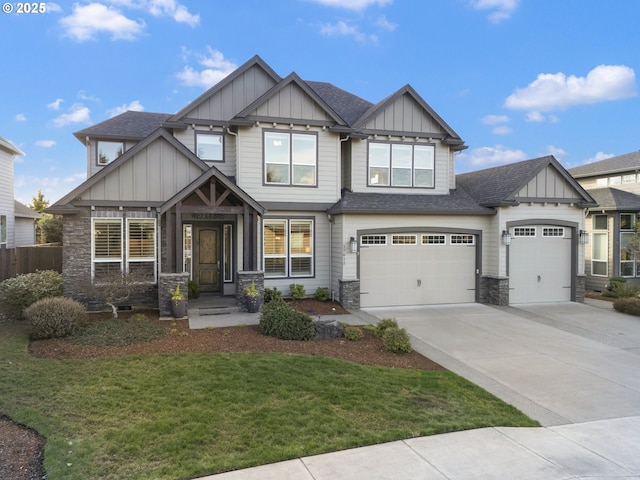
[362,94,447,135]
[516,165,583,200]
[251,83,334,122]
[14,218,36,246]
[0,147,15,247]
[172,127,237,178]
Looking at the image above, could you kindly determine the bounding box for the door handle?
[537,275,541,283]
[417,279,421,287]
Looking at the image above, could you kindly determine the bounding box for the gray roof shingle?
[14,200,40,219]
[586,187,640,211]
[568,151,640,178]
[305,81,373,126]
[73,111,172,142]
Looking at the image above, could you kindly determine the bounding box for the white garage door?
[359,233,477,308]
[509,226,572,303]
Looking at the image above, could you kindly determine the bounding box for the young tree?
[29,190,62,244]
[29,190,49,214]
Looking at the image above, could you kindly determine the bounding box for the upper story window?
[97,141,124,165]
[368,142,434,188]
[264,131,317,186]
[196,132,223,162]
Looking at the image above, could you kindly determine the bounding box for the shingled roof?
[586,187,640,211]
[569,151,640,178]
[73,111,172,143]
[305,81,373,126]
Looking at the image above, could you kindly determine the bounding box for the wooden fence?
[0,244,62,281]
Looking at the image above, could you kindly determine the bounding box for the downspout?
[333,135,351,302]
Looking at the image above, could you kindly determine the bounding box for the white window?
[183,224,192,278]
[97,141,124,165]
[609,176,622,185]
[623,174,637,184]
[0,215,6,244]
[264,131,317,186]
[368,142,434,187]
[196,133,223,161]
[592,214,608,277]
[513,227,536,237]
[392,234,417,245]
[263,219,314,278]
[543,227,564,237]
[92,218,156,282]
[620,214,639,277]
[422,234,446,245]
[224,224,233,282]
[595,178,608,187]
[361,235,387,245]
[451,234,474,245]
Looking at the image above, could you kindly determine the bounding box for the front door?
[194,226,221,293]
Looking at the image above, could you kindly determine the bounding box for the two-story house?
[569,151,640,291]
[49,55,596,314]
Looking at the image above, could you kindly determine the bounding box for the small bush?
[0,270,63,320]
[263,287,282,304]
[613,297,640,316]
[382,327,413,354]
[314,287,331,302]
[188,280,200,299]
[25,297,86,340]
[375,318,399,339]
[259,297,316,340]
[289,284,306,300]
[343,325,363,341]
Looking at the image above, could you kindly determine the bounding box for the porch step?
[193,306,239,316]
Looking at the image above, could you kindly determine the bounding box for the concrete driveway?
[363,300,640,426]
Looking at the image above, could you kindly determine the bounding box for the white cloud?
[505,65,637,112]
[176,47,238,89]
[46,3,62,13]
[308,0,393,10]
[15,113,27,122]
[14,172,86,204]
[492,126,513,135]
[320,21,377,43]
[460,145,528,167]
[481,114,509,125]
[585,151,615,164]
[60,3,145,41]
[52,104,91,127]
[36,140,56,148]
[107,100,144,117]
[470,0,519,23]
[78,90,100,102]
[375,15,397,31]
[148,0,199,26]
[543,145,568,160]
[47,98,64,110]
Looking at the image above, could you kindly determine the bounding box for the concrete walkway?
[194,300,640,480]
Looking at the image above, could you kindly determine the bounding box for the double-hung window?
[591,214,608,276]
[92,218,157,282]
[196,132,223,162]
[264,131,317,186]
[263,219,313,277]
[368,142,434,187]
[97,141,124,165]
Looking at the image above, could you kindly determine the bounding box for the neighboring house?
[0,136,25,249]
[48,55,596,314]
[14,200,40,246]
[569,151,640,291]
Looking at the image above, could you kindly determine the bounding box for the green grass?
[0,321,539,480]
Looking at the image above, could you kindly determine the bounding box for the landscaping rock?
[314,319,344,340]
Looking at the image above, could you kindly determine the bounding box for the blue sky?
[2,0,640,204]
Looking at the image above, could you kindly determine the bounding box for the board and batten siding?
[0,147,15,247]
[250,83,335,122]
[85,137,205,202]
[236,124,341,204]
[361,94,447,135]
[172,127,237,179]
[87,140,137,178]
[515,164,585,201]
[259,211,332,297]
[349,137,452,194]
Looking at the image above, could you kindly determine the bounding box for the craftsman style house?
[569,151,640,291]
[49,55,596,314]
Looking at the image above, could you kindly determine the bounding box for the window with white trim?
[623,174,637,184]
[97,141,124,165]
[543,227,564,237]
[263,219,314,277]
[368,142,434,187]
[361,235,387,245]
[451,234,474,245]
[264,131,317,186]
[620,214,639,277]
[422,234,446,245]
[92,218,157,282]
[392,234,417,245]
[0,215,6,245]
[592,214,608,276]
[196,132,223,161]
[513,227,536,237]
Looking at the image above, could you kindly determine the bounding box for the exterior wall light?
[502,230,512,246]
[350,236,358,253]
[579,230,589,244]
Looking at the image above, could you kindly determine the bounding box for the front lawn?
[0,321,538,479]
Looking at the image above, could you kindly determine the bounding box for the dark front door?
[194,226,221,293]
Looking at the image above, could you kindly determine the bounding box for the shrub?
[188,280,200,299]
[375,318,399,339]
[343,325,363,341]
[382,327,413,354]
[0,270,63,320]
[25,297,86,340]
[263,287,282,304]
[314,287,330,302]
[259,297,316,340]
[613,297,640,316]
[602,277,640,298]
[289,284,306,300]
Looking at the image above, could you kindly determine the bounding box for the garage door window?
[543,227,564,237]
[422,234,445,245]
[514,227,535,237]
[451,235,474,245]
[392,234,417,245]
[361,235,387,245]
[263,219,313,278]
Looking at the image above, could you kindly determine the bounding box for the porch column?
[174,204,183,273]
[243,205,257,271]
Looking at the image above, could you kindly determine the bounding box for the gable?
[177,63,279,122]
[516,164,586,201]
[361,92,446,134]
[82,136,206,202]
[248,82,335,122]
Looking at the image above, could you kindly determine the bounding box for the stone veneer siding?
[479,276,509,306]
[62,206,158,312]
[159,273,189,318]
[236,271,264,312]
[575,275,586,303]
[339,279,360,310]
